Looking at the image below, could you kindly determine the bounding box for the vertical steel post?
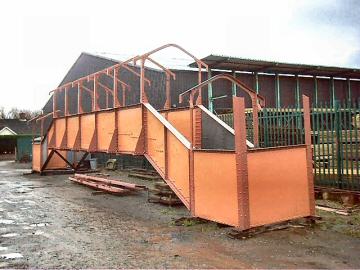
[165,73,171,109]
[93,75,99,111]
[208,69,213,112]
[233,96,250,230]
[140,58,148,103]
[193,108,202,148]
[189,90,195,215]
[314,76,318,107]
[196,63,202,105]
[122,85,126,107]
[64,87,69,116]
[295,75,300,108]
[347,78,351,103]
[232,71,237,96]
[275,74,280,108]
[192,63,203,147]
[53,90,58,118]
[253,71,260,147]
[252,97,259,147]
[113,68,119,107]
[302,95,315,216]
[39,119,44,167]
[106,90,109,108]
[78,113,82,151]
[40,120,44,139]
[335,100,343,188]
[330,77,335,106]
[78,82,83,114]
[112,104,119,153]
[254,72,259,94]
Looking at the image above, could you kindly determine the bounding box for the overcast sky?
[0,0,359,111]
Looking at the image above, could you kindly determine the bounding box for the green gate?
[311,100,360,191]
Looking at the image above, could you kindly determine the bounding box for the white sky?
[0,0,359,111]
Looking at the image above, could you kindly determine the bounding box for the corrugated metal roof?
[92,52,198,71]
[189,54,360,79]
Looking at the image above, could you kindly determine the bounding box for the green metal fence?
[218,100,360,191]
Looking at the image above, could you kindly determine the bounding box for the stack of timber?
[69,173,146,195]
[128,168,162,181]
[148,181,182,206]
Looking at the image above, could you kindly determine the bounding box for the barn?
[38,51,360,169]
[43,52,360,115]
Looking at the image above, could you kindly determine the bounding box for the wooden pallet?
[147,181,182,206]
[128,172,162,181]
[69,174,146,195]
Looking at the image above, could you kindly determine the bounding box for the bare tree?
[4,108,41,120]
[0,107,6,119]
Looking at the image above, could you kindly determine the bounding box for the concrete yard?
[0,160,360,269]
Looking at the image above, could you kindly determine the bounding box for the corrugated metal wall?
[43,53,360,114]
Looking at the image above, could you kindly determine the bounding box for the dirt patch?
[0,160,359,268]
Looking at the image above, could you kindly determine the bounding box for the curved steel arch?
[134,43,208,108]
[137,43,208,70]
[178,73,265,107]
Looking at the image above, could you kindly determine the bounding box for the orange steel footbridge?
[32,44,315,230]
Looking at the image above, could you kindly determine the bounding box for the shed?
[0,118,39,162]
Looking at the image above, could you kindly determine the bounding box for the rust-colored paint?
[233,96,250,230]
[302,95,316,215]
[32,143,41,172]
[35,44,315,230]
[193,108,202,148]
[97,111,115,152]
[146,107,165,173]
[193,151,238,226]
[117,107,142,153]
[163,110,191,141]
[66,116,79,149]
[47,125,54,148]
[46,150,68,169]
[167,131,190,202]
[80,114,95,150]
[247,146,311,227]
[252,97,259,147]
[55,118,66,148]
[34,100,314,228]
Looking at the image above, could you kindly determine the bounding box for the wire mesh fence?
[218,99,360,191]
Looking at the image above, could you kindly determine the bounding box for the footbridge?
[32,44,315,230]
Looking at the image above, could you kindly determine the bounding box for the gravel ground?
[0,160,360,269]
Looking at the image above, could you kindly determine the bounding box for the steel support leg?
[233,96,250,230]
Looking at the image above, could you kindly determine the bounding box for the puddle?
[0,219,14,225]
[22,226,33,230]
[7,213,23,220]
[1,233,19,238]
[30,223,49,227]
[17,222,28,225]
[0,247,8,251]
[15,188,32,194]
[3,199,17,204]
[0,253,23,259]
[34,230,44,235]
[23,200,35,205]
